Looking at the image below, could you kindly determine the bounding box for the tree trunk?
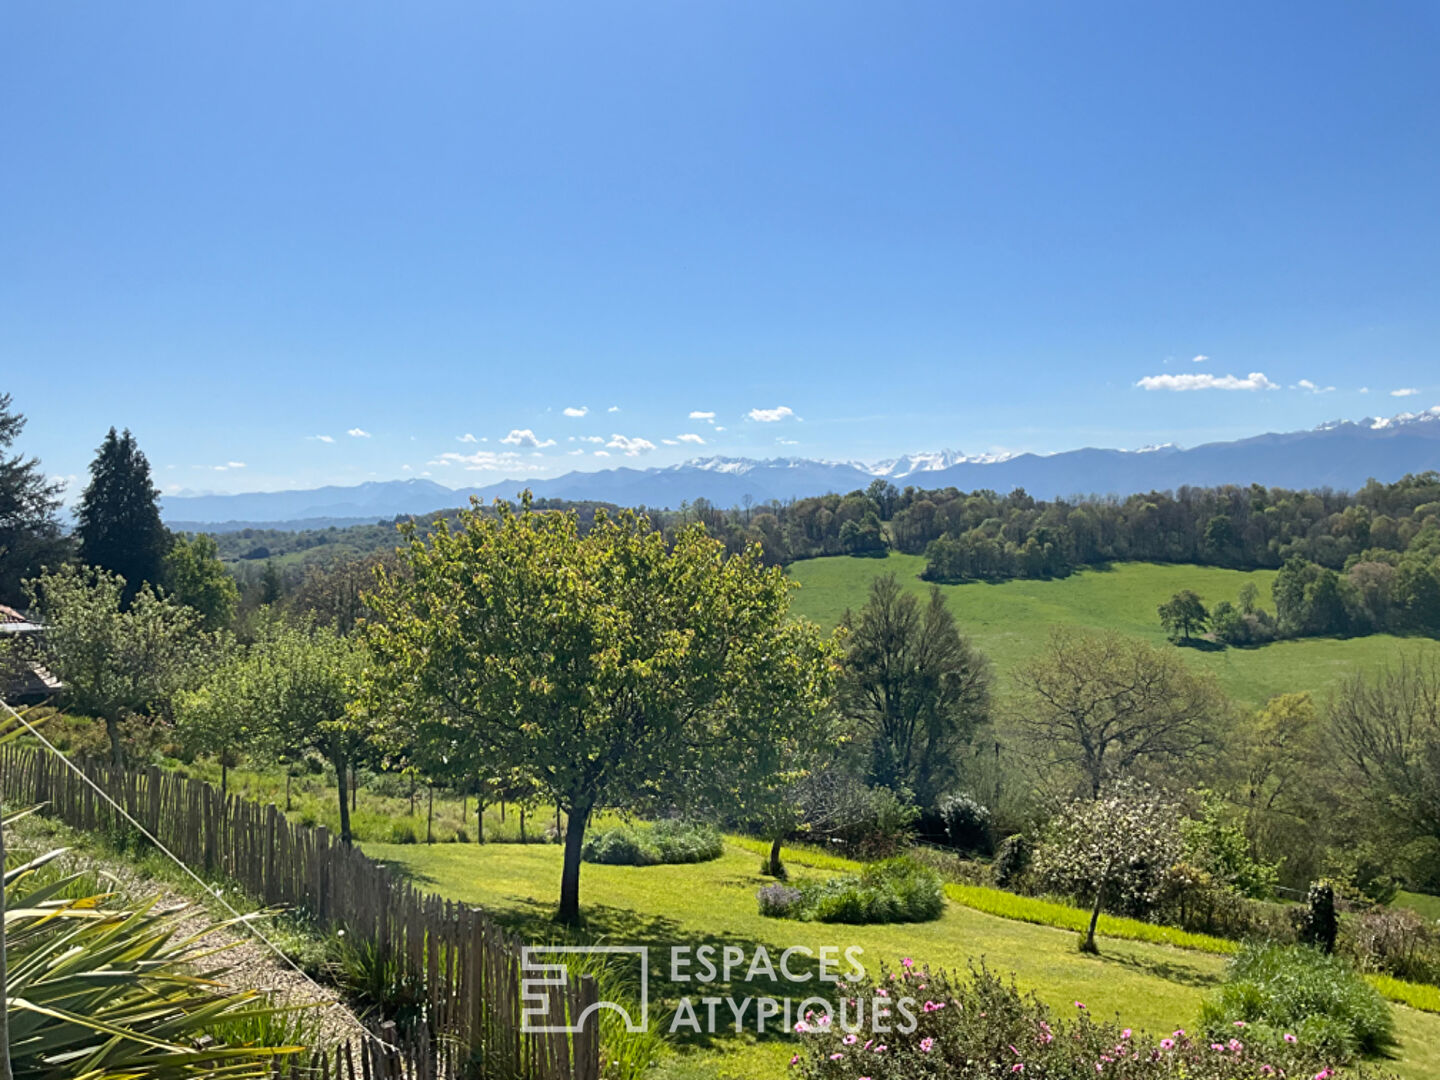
[477,796,485,844]
[1082,861,1113,954]
[333,749,352,846]
[557,803,591,925]
[106,714,123,768]
[350,767,358,811]
[426,787,434,844]
[285,772,292,812]
[221,755,228,797]
[500,801,506,822]
[768,835,785,878]
[520,804,527,843]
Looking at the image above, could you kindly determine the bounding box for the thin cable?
[0,698,383,1047]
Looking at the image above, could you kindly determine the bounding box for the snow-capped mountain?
[163,407,1440,528]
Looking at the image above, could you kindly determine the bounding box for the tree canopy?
[0,393,67,605]
[361,495,836,923]
[76,428,169,601]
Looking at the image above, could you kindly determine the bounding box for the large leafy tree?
[163,533,239,629]
[186,615,366,842]
[76,427,170,601]
[362,495,836,923]
[839,573,991,807]
[1012,629,1226,798]
[1157,589,1209,643]
[0,392,68,605]
[28,565,204,765]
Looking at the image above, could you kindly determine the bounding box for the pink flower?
[1234,1020,1247,1028]
[788,1056,799,1066]
[829,1053,843,1061]
[1011,1067,1024,1075]
[1284,1033,1297,1043]
[874,1045,887,1053]
[920,1038,934,1053]
[902,957,914,968]
[1122,1029,1131,1039]
[1075,1000,1087,1009]
[843,1034,858,1045]
[1159,1039,1174,1050]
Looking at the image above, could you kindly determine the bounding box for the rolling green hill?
[787,554,1440,708]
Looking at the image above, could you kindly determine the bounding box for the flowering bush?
[1200,944,1395,1062]
[794,961,1389,1079]
[1032,781,1184,920]
[757,883,805,918]
[937,792,992,854]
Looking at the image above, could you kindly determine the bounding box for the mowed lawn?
[361,841,1440,1080]
[787,555,1440,708]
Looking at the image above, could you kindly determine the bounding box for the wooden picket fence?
[0,744,603,1080]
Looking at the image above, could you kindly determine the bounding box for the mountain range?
[163,407,1440,530]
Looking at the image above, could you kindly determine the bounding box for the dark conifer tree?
[76,427,169,600]
[0,393,68,604]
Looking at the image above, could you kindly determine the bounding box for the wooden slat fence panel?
[0,745,602,1080]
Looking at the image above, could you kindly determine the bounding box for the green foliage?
[0,391,68,605]
[991,832,1030,889]
[362,493,837,921]
[764,855,945,924]
[1181,792,1280,899]
[840,574,991,806]
[1158,588,1210,642]
[75,426,170,600]
[581,821,724,866]
[797,962,1357,1080]
[936,791,991,853]
[3,848,304,1080]
[1201,943,1395,1062]
[163,532,239,628]
[28,564,206,763]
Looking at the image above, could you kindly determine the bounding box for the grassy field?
[786,555,1440,708]
[360,839,1440,1080]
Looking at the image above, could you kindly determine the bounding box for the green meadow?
[786,555,1440,708]
[360,839,1440,1080]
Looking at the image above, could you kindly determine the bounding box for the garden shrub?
[1298,881,1340,953]
[990,832,1030,889]
[756,883,805,918]
[937,792,991,854]
[581,821,723,866]
[1344,905,1440,986]
[795,961,1369,1079]
[761,856,945,924]
[1200,943,1395,1062]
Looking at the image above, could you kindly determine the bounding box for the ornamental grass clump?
[759,856,945,924]
[795,961,1387,1079]
[1200,943,1395,1062]
[581,820,723,866]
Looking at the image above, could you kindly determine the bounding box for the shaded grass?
[787,555,1440,709]
[1394,890,1440,922]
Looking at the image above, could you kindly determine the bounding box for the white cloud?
[662,439,678,446]
[308,435,335,443]
[1295,379,1335,394]
[458,433,479,443]
[1391,387,1420,397]
[1136,371,1278,392]
[401,464,412,471]
[500,428,556,448]
[578,435,605,444]
[594,450,610,457]
[714,426,726,432]
[568,448,584,455]
[608,405,621,413]
[676,433,705,444]
[1360,387,1371,394]
[227,461,246,469]
[748,405,796,422]
[1192,355,1209,363]
[428,450,524,471]
[777,438,799,446]
[689,410,716,422]
[563,406,589,418]
[606,434,656,456]
[347,428,371,438]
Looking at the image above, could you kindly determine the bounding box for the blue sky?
[3,2,1438,497]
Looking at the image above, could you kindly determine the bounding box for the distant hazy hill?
[162,408,1440,526]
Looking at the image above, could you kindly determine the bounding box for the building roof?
[0,604,43,634]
